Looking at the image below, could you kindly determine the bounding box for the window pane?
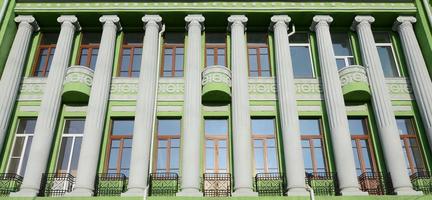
[377,46,399,77]
[374,32,391,43]
[20,136,33,176]
[81,32,101,44]
[336,58,346,70]
[205,140,214,171]
[17,119,36,134]
[124,33,143,44]
[64,120,85,134]
[11,137,25,157]
[158,119,180,135]
[290,46,313,78]
[409,139,425,171]
[351,140,362,175]
[290,33,309,44]
[267,141,278,172]
[165,33,184,44]
[57,137,73,173]
[254,140,265,173]
[300,119,321,135]
[348,119,366,135]
[332,33,352,56]
[69,137,82,176]
[79,48,88,66]
[206,33,225,44]
[397,118,413,135]
[302,140,313,173]
[41,33,59,45]
[248,33,267,44]
[252,119,275,135]
[112,120,134,135]
[205,119,228,135]
[219,141,227,171]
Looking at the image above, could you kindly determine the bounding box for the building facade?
[0,0,432,199]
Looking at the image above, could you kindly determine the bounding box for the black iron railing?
[305,172,338,196]
[39,173,74,197]
[255,173,286,196]
[202,173,231,197]
[94,173,127,196]
[149,172,179,196]
[410,171,432,194]
[0,173,23,196]
[358,172,393,195]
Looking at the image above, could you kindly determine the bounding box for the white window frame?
[332,33,355,69]
[289,32,316,78]
[6,119,35,176]
[55,119,84,175]
[374,32,401,77]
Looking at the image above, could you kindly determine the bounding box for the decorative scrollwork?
[202,66,232,86]
[358,172,393,195]
[305,172,339,196]
[63,66,94,87]
[410,171,432,194]
[0,173,22,196]
[338,65,368,87]
[94,173,127,196]
[202,173,231,197]
[39,173,74,197]
[255,173,286,196]
[149,173,179,196]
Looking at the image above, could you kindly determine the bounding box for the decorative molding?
[17,77,46,101]
[19,105,39,112]
[297,105,321,112]
[393,105,412,112]
[63,65,94,87]
[338,65,368,87]
[248,77,276,100]
[64,105,87,112]
[295,79,323,100]
[386,78,413,100]
[203,105,229,112]
[250,106,275,112]
[346,104,368,112]
[202,66,231,87]
[157,106,183,112]
[111,106,136,112]
[109,77,139,100]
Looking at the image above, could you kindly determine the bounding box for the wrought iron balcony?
[254,173,286,196]
[94,173,127,196]
[149,172,179,196]
[202,173,231,197]
[410,171,432,194]
[305,172,338,196]
[0,173,23,196]
[358,172,393,195]
[39,173,74,197]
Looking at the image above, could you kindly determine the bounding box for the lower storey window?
[397,118,426,174]
[56,119,84,176]
[155,119,181,173]
[106,119,134,176]
[205,119,229,173]
[7,118,36,176]
[300,118,327,173]
[348,118,377,175]
[252,118,279,173]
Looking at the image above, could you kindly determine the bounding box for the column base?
[394,187,423,196]
[121,188,147,197]
[340,187,369,196]
[66,187,94,197]
[232,188,258,196]
[286,187,309,196]
[176,188,202,196]
[10,188,39,197]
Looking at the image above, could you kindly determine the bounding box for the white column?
[393,16,432,152]
[68,15,121,197]
[228,15,257,196]
[0,15,39,152]
[270,15,308,196]
[122,15,162,196]
[11,15,80,197]
[310,15,366,196]
[177,14,204,197]
[352,15,421,195]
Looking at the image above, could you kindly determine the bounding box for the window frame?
[300,118,329,173]
[204,118,230,173]
[205,44,227,67]
[289,32,316,78]
[247,33,271,77]
[153,119,181,173]
[349,118,378,175]
[76,34,100,70]
[332,32,355,70]
[117,33,143,77]
[32,33,56,77]
[160,34,185,77]
[104,119,133,175]
[374,32,401,77]
[397,118,426,175]
[251,118,279,174]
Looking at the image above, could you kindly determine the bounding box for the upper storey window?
[119,33,143,77]
[247,33,270,77]
[289,33,314,78]
[332,33,354,70]
[78,33,101,70]
[32,33,58,77]
[205,33,226,67]
[374,32,400,77]
[161,33,184,77]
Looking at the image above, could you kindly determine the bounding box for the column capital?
[185,14,205,31]
[57,15,81,31]
[142,15,162,31]
[228,15,248,30]
[351,15,375,31]
[270,15,291,31]
[310,15,333,31]
[15,15,39,31]
[392,16,416,31]
[100,15,122,32]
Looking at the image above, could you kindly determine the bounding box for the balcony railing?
[39,173,74,197]
[305,172,338,196]
[410,171,432,194]
[202,173,231,197]
[255,173,286,196]
[149,172,179,196]
[358,172,393,195]
[94,173,127,196]
[0,173,23,196]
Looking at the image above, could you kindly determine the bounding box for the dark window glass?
[397,118,426,174]
[206,33,226,67]
[155,119,181,173]
[374,32,399,77]
[248,33,270,77]
[7,119,37,176]
[348,118,376,175]
[78,33,101,70]
[332,33,354,70]
[119,33,143,77]
[252,118,279,173]
[161,33,184,77]
[33,33,58,77]
[289,33,314,78]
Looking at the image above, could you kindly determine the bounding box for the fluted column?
[0,15,39,152]
[270,15,308,196]
[122,15,162,196]
[393,16,432,152]
[228,15,257,196]
[11,15,80,197]
[352,15,421,195]
[68,15,121,196]
[311,15,366,196]
[177,14,204,197]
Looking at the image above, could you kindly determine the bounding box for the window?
[161,33,184,77]
[252,118,279,173]
[205,119,229,173]
[348,118,377,175]
[155,119,181,173]
[56,119,84,176]
[332,33,354,70]
[119,33,143,77]
[106,120,134,176]
[397,118,426,175]
[289,33,314,78]
[32,33,58,77]
[7,118,36,176]
[374,32,400,77]
[77,33,101,70]
[205,33,226,67]
[300,119,327,174]
[247,33,270,77]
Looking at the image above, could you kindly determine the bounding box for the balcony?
[338,65,370,101]
[0,173,22,196]
[202,173,231,197]
[39,173,74,197]
[62,65,94,103]
[358,172,393,195]
[305,172,338,196]
[410,171,432,194]
[202,66,231,103]
[149,172,179,196]
[94,173,127,196]
[254,173,286,196]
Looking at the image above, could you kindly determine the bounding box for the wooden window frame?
[251,118,279,174]
[153,119,181,173]
[32,34,56,77]
[350,118,378,175]
[117,43,142,77]
[160,44,184,77]
[398,118,426,175]
[104,120,133,175]
[204,119,229,173]
[77,42,99,69]
[205,43,227,67]
[300,118,329,173]
[247,35,270,77]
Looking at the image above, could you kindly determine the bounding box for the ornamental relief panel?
[17,77,46,101]
[386,78,413,100]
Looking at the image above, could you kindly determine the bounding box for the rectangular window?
[155,119,181,173]
[332,33,355,70]
[205,119,229,173]
[289,33,314,78]
[161,33,184,77]
[78,33,101,70]
[300,118,327,174]
[374,32,400,77]
[32,33,58,77]
[396,118,426,175]
[119,33,143,77]
[56,119,85,176]
[205,33,226,67]
[106,119,134,176]
[248,33,270,77]
[7,118,37,176]
[252,118,279,173]
[348,118,377,175]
